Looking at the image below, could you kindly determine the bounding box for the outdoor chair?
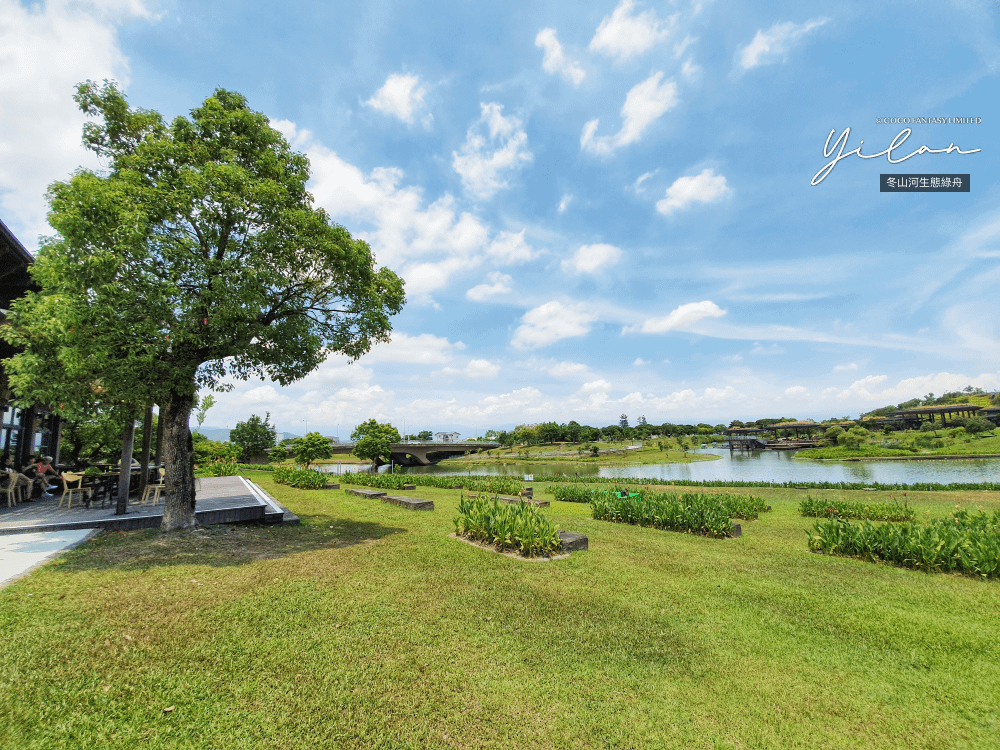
[2,471,26,508]
[59,472,92,509]
[140,468,166,505]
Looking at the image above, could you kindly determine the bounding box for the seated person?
[3,455,33,493]
[15,457,47,498]
[35,455,62,492]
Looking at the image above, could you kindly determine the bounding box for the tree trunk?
[160,390,197,531]
[116,419,136,515]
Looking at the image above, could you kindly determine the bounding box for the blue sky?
[2,0,999,436]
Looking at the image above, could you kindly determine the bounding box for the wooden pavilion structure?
[892,404,982,429]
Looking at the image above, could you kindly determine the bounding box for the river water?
[402,448,1000,485]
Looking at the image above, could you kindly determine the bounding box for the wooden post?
[154,407,164,466]
[137,405,153,501]
[51,416,63,465]
[116,418,136,515]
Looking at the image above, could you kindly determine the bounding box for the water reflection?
[404,448,1000,484]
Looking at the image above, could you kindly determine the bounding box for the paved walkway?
[0,529,96,588]
[0,476,271,533]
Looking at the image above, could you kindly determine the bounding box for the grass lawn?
[1,475,998,749]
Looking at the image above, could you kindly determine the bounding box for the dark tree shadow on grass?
[57,516,406,573]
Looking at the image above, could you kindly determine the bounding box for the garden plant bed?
[448,532,570,561]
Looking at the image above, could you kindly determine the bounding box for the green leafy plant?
[453,494,561,557]
[807,508,1000,579]
[273,465,327,489]
[799,496,915,522]
[590,489,746,538]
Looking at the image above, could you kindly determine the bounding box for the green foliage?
[229,413,277,459]
[199,459,240,477]
[59,412,127,465]
[350,419,401,466]
[590,490,744,538]
[965,417,995,435]
[807,509,1000,578]
[1,81,404,529]
[192,432,241,464]
[290,432,333,468]
[822,425,844,444]
[194,395,216,433]
[453,495,561,557]
[837,426,870,448]
[799,496,915,522]
[345,471,522,496]
[523,474,1000,492]
[268,445,289,462]
[272,465,327,489]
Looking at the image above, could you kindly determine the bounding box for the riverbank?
[448,444,718,466]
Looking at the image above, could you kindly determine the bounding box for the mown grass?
[1,475,998,749]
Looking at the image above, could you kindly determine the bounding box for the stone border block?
[558,531,588,552]
[384,495,434,511]
[495,495,550,507]
[345,488,387,498]
[324,483,340,490]
[402,484,416,490]
[731,522,742,538]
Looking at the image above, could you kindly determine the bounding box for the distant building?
[434,431,462,442]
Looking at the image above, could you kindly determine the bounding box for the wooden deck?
[0,476,298,535]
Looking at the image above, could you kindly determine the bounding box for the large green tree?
[351,419,401,470]
[2,82,405,530]
[229,412,277,460]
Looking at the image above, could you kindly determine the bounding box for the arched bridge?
[329,441,499,466]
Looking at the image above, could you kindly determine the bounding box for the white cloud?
[627,300,726,334]
[512,301,598,349]
[680,58,701,81]
[580,379,612,393]
[581,72,678,156]
[590,0,674,60]
[833,362,859,372]
[784,385,809,397]
[362,332,465,365]
[440,359,501,379]
[452,102,533,199]
[558,194,574,213]
[561,243,623,274]
[547,361,589,377]
[656,168,732,215]
[488,229,536,264]
[363,72,431,126]
[822,371,1000,403]
[736,18,830,71]
[633,170,657,192]
[466,271,513,301]
[673,35,696,59]
[0,0,157,250]
[634,357,650,365]
[535,28,585,86]
[276,122,532,298]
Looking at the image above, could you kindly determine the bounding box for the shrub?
[590,490,740,538]
[799,496,915,522]
[273,465,326,489]
[807,509,1000,579]
[454,494,561,557]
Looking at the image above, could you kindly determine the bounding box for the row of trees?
[483,418,729,448]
